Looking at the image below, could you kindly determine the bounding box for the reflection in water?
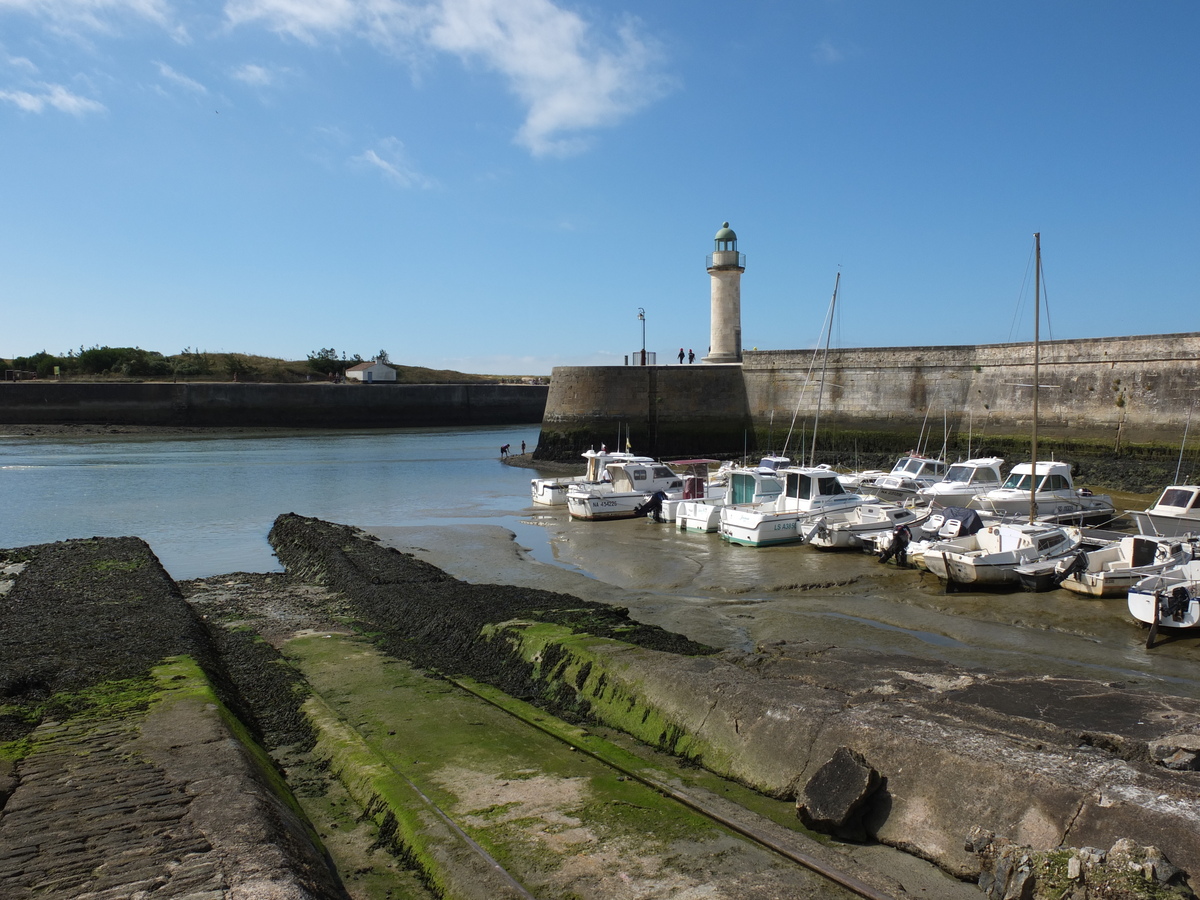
[1,426,541,579]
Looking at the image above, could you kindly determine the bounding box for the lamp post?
[637,307,646,366]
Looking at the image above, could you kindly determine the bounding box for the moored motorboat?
[1128,560,1200,635]
[1127,485,1200,537]
[718,466,864,547]
[804,503,931,550]
[1056,534,1199,597]
[656,459,726,524]
[566,459,685,521]
[916,457,1005,508]
[923,521,1083,588]
[531,448,653,506]
[676,457,787,533]
[968,461,1117,526]
[867,455,949,504]
[866,506,987,570]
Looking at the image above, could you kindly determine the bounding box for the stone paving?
[0,714,222,900]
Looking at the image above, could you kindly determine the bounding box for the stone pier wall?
[536,333,1200,459]
[744,333,1200,447]
[0,382,548,428]
[535,364,752,459]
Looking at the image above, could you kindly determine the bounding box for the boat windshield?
[944,465,972,482]
[818,476,847,496]
[1158,488,1199,510]
[1001,472,1034,490]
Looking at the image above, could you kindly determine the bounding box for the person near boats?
[878,522,912,567]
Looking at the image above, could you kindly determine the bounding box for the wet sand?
[370,509,1200,703]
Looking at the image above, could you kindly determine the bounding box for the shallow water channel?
[3,426,1196,701]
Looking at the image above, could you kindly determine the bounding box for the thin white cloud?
[232,62,273,86]
[155,61,206,92]
[0,81,105,113]
[813,38,845,65]
[223,0,669,157]
[352,136,433,188]
[5,54,38,73]
[0,0,182,39]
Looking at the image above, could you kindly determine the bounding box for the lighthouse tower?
[703,222,745,364]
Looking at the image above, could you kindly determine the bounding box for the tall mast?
[1030,232,1040,524]
[810,271,840,467]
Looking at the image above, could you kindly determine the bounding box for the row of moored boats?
[530,450,1200,641]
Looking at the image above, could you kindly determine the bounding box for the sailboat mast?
[1030,232,1040,524]
[810,271,840,467]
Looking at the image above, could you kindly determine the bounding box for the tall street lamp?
[638,307,646,366]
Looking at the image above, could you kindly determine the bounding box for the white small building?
[345,361,397,383]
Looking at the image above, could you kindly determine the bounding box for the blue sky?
[2,1,1196,375]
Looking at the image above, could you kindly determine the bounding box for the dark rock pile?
[267,512,715,709]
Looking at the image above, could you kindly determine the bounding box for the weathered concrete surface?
[535,332,1200,459]
[0,537,344,899]
[0,382,547,428]
[269,515,1200,886]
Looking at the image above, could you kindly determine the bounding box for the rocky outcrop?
[967,828,1190,899]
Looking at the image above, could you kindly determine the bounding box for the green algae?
[283,631,765,898]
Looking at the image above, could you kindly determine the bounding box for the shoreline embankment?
[0,381,548,429]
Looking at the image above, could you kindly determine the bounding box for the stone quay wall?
[0,382,548,429]
[536,333,1200,459]
[744,332,1200,447]
[536,364,752,459]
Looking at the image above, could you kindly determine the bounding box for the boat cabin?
[998,461,1074,492]
[888,456,948,481]
[1149,485,1200,514]
[606,462,683,494]
[940,458,1004,487]
[665,459,721,499]
[783,468,858,506]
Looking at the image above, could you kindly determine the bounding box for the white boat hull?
[567,492,660,521]
[1128,588,1200,628]
[1129,509,1200,538]
[530,477,585,506]
[923,524,1083,587]
[718,507,802,547]
[676,500,724,533]
[805,505,931,550]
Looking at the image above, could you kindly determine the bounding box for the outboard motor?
[633,490,668,522]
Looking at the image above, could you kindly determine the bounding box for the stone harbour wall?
[536,333,1200,460]
[744,332,1200,447]
[0,382,548,428]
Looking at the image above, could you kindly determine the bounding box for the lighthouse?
[703,222,745,364]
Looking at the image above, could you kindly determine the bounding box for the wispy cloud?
[0,0,183,40]
[155,61,206,93]
[232,62,274,86]
[5,54,38,74]
[352,136,433,188]
[0,81,105,113]
[224,0,669,156]
[813,38,844,65]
